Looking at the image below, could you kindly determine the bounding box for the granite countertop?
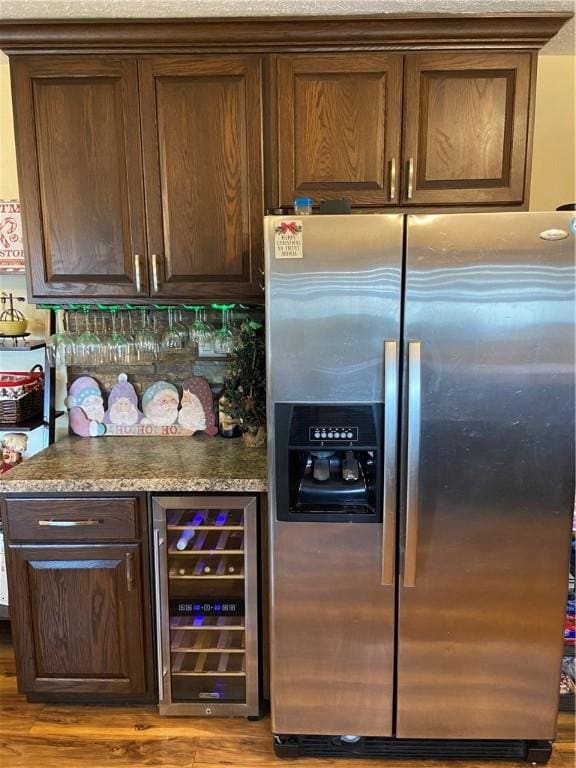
[0,435,267,494]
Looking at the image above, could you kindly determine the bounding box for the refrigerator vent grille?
[295,736,527,760]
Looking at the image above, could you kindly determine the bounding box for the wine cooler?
[152,496,259,716]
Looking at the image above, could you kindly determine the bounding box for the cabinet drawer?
[4,498,138,542]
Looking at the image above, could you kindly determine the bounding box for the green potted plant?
[220,320,266,448]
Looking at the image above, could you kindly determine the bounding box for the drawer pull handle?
[126,552,134,591]
[37,519,103,527]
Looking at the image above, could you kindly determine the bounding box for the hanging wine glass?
[197,306,215,356]
[76,305,102,365]
[109,305,130,365]
[119,309,138,364]
[228,306,242,345]
[161,307,185,353]
[98,309,113,364]
[46,308,75,367]
[135,306,159,363]
[188,305,209,355]
[172,308,189,347]
[213,304,235,355]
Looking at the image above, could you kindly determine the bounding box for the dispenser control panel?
[309,426,358,442]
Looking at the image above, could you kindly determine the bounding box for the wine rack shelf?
[172,652,246,676]
[170,616,245,631]
[153,496,259,717]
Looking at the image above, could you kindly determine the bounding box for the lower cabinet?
[1,495,154,701]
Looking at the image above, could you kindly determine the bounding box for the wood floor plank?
[0,736,197,768]
[0,701,46,736]
[30,707,271,740]
[555,712,575,743]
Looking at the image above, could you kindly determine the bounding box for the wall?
[0,61,44,337]
[530,55,576,210]
[0,61,64,443]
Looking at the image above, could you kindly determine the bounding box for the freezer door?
[266,214,403,736]
[397,212,575,739]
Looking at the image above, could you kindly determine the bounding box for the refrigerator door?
[265,214,403,736]
[397,212,575,739]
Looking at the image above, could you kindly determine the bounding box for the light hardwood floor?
[0,626,574,768]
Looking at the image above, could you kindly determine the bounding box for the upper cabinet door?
[11,57,147,299]
[276,54,403,207]
[401,53,533,205]
[139,55,264,300]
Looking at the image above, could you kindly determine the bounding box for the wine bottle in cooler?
[176,528,195,551]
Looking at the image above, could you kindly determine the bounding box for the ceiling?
[0,0,573,53]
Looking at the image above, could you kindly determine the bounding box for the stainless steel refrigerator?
[264,212,575,763]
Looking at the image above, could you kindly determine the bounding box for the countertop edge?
[0,479,268,494]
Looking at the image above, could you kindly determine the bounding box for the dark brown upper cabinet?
[401,52,533,206]
[138,55,264,300]
[276,54,403,207]
[11,56,148,299]
[6,15,567,302]
[11,54,264,303]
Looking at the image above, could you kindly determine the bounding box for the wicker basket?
[0,366,44,424]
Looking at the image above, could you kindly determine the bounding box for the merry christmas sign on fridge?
[67,374,218,437]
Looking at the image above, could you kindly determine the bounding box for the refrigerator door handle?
[381,340,399,586]
[403,340,421,588]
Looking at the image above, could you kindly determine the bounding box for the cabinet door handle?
[389,158,397,201]
[259,281,265,292]
[126,552,134,591]
[151,253,161,293]
[407,158,414,200]
[38,519,102,527]
[134,253,142,293]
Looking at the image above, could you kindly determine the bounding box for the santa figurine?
[178,377,218,436]
[104,373,143,427]
[141,381,179,426]
[66,376,106,437]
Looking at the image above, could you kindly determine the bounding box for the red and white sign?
[0,200,25,273]
[274,220,304,260]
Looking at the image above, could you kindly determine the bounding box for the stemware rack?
[152,496,259,717]
[42,303,263,367]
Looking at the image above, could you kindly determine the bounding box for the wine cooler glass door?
[152,496,259,716]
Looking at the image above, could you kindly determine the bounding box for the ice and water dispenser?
[274,404,383,522]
